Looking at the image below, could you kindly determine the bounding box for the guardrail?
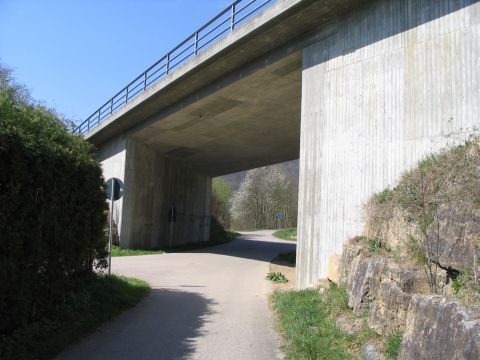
[75,0,276,134]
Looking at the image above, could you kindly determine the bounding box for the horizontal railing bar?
[234,0,257,15]
[169,50,196,70]
[197,17,231,43]
[146,64,167,81]
[167,42,196,64]
[197,27,230,53]
[234,0,273,26]
[146,71,168,87]
[127,87,144,100]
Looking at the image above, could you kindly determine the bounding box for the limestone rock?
[347,256,385,312]
[339,237,365,284]
[327,254,342,284]
[425,205,480,272]
[363,343,386,360]
[398,295,480,360]
[335,316,362,336]
[368,261,430,334]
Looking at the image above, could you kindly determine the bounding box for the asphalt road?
[57,230,296,360]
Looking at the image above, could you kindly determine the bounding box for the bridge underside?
[92,0,479,288]
[131,53,302,177]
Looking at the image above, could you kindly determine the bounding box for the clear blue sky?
[0,0,232,124]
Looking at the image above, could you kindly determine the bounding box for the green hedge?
[0,89,107,335]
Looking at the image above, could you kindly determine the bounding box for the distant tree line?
[211,164,297,230]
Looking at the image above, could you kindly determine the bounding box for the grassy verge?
[111,230,239,256]
[111,245,164,257]
[0,275,150,360]
[272,285,399,359]
[273,228,297,241]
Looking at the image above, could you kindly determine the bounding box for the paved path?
[58,230,296,360]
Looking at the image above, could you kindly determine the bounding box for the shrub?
[0,86,107,335]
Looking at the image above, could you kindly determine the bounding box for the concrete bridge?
[80,0,480,288]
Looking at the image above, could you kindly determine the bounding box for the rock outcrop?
[399,295,480,360]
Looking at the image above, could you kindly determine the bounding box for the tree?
[230,165,297,229]
[211,178,232,229]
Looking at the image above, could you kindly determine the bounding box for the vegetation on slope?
[272,285,402,359]
[364,138,480,301]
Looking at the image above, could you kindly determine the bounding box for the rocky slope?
[329,139,480,359]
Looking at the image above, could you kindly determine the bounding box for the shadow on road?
[183,234,297,263]
[58,288,216,360]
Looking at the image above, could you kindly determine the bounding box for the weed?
[369,238,382,254]
[385,332,403,359]
[266,272,288,283]
[375,189,394,204]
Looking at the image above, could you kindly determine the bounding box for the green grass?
[272,285,382,359]
[385,332,403,359]
[273,228,297,241]
[0,275,150,360]
[111,245,164,257]
[111,230,239,256]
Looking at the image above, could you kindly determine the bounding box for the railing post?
[97,109,101,125]
[125,87,129,104]
[194,32,199,55]
[231,3,235,31]
[110,98,114,114]
[166,53,170,74]
[144,72,147,90]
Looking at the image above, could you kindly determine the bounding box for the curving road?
[57,230,296,360]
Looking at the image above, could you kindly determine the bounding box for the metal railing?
[75,0,276,134]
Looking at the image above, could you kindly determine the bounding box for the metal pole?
[169,204,173,249]
[108,178,114,276]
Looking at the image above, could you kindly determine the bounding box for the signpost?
[106,178,123,275]
[168,203,177,249]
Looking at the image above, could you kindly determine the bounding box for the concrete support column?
[296,0,480,288]
[98,138,211,249]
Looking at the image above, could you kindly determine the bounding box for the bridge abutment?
[296,0,480,288]
[98,137,211,249]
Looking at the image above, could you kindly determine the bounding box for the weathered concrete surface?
[98,137,211,249]
[57,231,295,360]
[121,139,211,249]
[296,0,480,287]
[399,295,480,360]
